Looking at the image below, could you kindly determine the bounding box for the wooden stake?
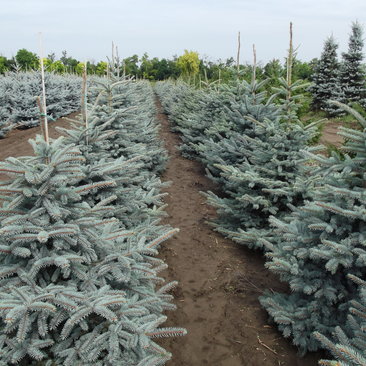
[36,96,45,141]
[252,44,257,83]
[116,45,120,78]
[81,61,88,144]
[112,41,115,74]
[287,22,293,99]
[236,31,241,72]
[38,32,49,145]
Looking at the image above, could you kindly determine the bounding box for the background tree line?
[0,47,316,82]
[1,21,365,119]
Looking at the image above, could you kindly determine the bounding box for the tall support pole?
[38,32,49,145]
[287,22,293,101]
[236,31,241,72]
[252,44,257,83]
[81,61,88,144]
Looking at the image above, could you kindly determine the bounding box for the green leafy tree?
[151,58,170,80]
[75,62,86,75]
[15,48,39,70]
[60,50,79,72]
[123,55,139,76]
[47,52,56,62]
[42,58,53,70]
[292,59,314,81]
[140,53,154,79]
[95,61,107,76]
[50,60,66,73]
[0,56,8,74]
[177,50,200,78]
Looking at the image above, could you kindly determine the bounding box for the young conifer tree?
[314,275,366,366]
[92,76,167,174]
[202,112,317,250]
[199,69,318,250]
[0,136,185,365]
[0,71,81,133]
[157,74,318,251]
[310,36,342,115]
[340,21,366,106]
[58,94,168,231]
[0,58,185,364]
[156,81,206,157]
[260,101,366,354]
[197,78,281,180]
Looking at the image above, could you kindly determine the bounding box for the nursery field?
[0,68,364,366]
[1,19,366,366]
[155,99,322,366]
[0,103,332,366]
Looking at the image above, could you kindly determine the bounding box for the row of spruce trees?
[0,72,83,138]
[156,66,366,364]
[0,65,185,364]
[310,21,366,116]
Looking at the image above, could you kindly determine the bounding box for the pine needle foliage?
[260,101,366,354]
[340,22,366,107]
[92,76,167,174]
[0,66,185,364]
[58,79,168,230]
[0,71,81,134]
[0,135,185,365]
[315,275,366,366]
[309,36,343,116]
[157,78,318,250]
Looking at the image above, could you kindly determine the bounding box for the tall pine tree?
[340,21,366,106]
[310,36,342,115]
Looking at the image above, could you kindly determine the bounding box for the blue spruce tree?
[58,78,168,231]
[340,22,366,107]
[309,36,342,115]
[0,136,185,365]
[260,101,366,354]
[314,275,366,366]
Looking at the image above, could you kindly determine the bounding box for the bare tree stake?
[236,31,241,72]
[38,32,49,146]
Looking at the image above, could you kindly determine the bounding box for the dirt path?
[319,121,343,147]
[0,107,324,365]
[156,99,322,366]
[0,113,77,180]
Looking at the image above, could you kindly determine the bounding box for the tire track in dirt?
[156,98,322,366]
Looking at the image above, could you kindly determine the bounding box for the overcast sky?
[1,0,365,64]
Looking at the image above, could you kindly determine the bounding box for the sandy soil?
[319,121,343,147]
[156,99,322,366]
[0,112,78,180]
